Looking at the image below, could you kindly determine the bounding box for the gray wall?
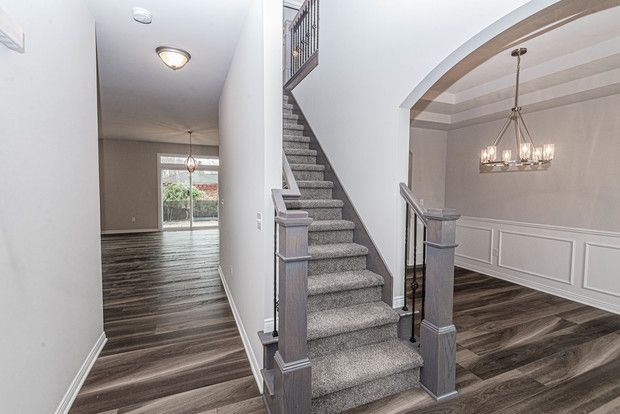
[445,93,620,232]
[99,139,218,232]
[411,127,448,209]
[0,1,104,412]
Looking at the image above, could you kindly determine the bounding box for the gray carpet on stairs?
[281,93,423,413]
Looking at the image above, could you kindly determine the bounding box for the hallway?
[70,230,265,414]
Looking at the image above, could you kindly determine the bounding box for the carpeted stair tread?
[283,135,311,143]
[284,122,304,130]
[307,301,398,341]
[290,163,324,171]
[309,220,354,232]
[309,243,368,260]
[283,103,293,110]
[308,270,383,296]
[284,148,317,156]
[298,180,334,189]
[311,339,423,398]
[286,199,343,208]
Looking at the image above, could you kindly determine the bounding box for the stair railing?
[399,182,460,401]
[266,152,313,413]
[284,0,319,89]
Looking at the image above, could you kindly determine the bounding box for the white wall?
[292,0,534,304]
[0,1,103,412]
[218,0,282,391]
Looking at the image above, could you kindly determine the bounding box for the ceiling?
[85,0,251,145]
[411,5,620,130]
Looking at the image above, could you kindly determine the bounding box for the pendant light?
[480,48,554,167]
[185,131,197,173]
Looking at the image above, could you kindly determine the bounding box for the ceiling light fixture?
[185,131,197,173]
[156,46,191,70]
[480,48,554,169]
[132,7,152,24]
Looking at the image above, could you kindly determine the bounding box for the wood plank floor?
[71,231,619,413]
[70,230,265,414]
[346,267,620,414]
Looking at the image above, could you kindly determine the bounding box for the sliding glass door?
[159,155,219,230]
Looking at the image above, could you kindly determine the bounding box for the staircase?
[281,94,423,413]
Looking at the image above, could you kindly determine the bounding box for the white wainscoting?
[455,216,620,314]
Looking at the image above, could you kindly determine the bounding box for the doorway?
[158,154,219,230]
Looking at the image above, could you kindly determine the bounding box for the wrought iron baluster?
[411,214,418,343]
[402,206,410,311]
[273,214,279,337]
[422,226,427,321]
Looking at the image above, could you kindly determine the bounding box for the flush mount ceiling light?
[185,131,197,173]
[156,46,191,70]
[480,48,554,170]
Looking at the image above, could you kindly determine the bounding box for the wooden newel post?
[420,208,460,401]
[273,210,313,414]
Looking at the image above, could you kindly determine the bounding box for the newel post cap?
[424,208,460,221]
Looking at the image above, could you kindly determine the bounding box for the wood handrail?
[399,182,428,226]
[272,151,303,216]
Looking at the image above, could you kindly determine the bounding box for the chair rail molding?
[455,216,620,314]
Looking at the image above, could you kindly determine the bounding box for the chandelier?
[185,130,197,173]
[480,48,554,168]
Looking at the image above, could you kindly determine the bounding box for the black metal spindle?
[273,214,279,337]
[402,206,410,312]
[421,226,427,321]
[410,214,418,343]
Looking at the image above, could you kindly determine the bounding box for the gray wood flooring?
[70,229,265,414]
[346,267,620,413]
[71,231,619,414]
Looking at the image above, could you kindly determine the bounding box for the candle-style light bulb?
[520,142,532,160]
[481,148,489,164]
[486,145,497,162]
[502,150,512,164]
[543,144,554,160]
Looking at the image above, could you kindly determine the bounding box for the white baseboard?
[101,228,159,235]
[456,259,619,315]
[218,266,263,393]
[55,332,107,414]
[392,295,405,309]
[455,216,620,315]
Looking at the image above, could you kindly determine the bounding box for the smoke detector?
[132,7,152,24]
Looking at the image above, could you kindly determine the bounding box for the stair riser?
[283,108,293,116]
[309,256,366,275]
[283,128,304,136]
[283,114,298,121]
[300,187,332,200]
[293,170,324,181]
[303,207,342,220]
[308,285,382,313]
[308,324,397,359]
[309,229,354,245]
[283,140,310,150]
[311,369,420,414]
[287,155,316,164]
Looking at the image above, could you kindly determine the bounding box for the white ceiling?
[85,0,251,145]
[412,5,620,130]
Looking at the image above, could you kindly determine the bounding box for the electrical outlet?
[256,212,262,230]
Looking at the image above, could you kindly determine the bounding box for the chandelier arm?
[491,113,513,147]
[514,115,521,156]
[517,110,536,146]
